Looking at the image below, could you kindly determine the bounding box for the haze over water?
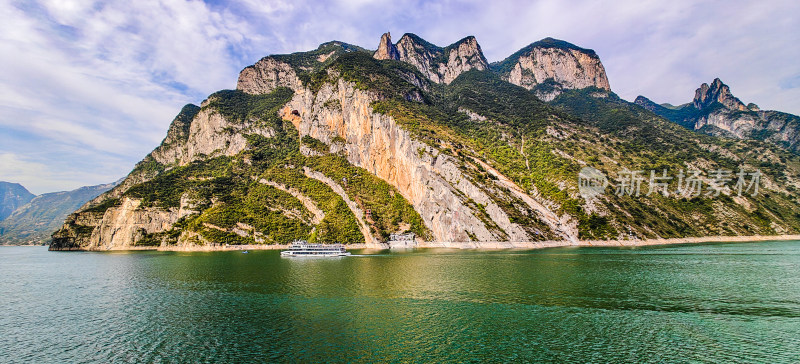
[2,242,800,362]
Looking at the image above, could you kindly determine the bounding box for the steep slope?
[50,34,800,251]
[0,182,35,220]
[636,78,800,153]
[392,33,489,84]
[270,53,571,242]
[492,37,610,101]
[0,182,115,245]
[52,82,428,250]
[373,32,400,60]
[547,87,800,237]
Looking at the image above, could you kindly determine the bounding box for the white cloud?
[0,153,119,195]
[0,0,261,193]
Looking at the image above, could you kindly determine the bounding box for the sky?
[1,0,798,194]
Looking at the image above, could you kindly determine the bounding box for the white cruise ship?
[280,241,351,257]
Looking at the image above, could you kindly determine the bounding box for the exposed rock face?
[497,38,610,101]
[437,36,489,84]
[51,197,191,250]
[695,110,758,139]
[693,78,747,111]
[51,90,278,250]
[237,57,303,94]
[636,78,800,153]
[373,32,399,60]
[275,75,576,242]
[394,34,488,84]
[149,102,275,166]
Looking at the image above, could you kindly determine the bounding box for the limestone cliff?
[276,79,576,242]
[237,57,303,94]
[373,32,400,60]
[51,197,188,250]
[693,78,747,111]
[393,34,489,84]
[493,38,610,101]
[239,59,576,242]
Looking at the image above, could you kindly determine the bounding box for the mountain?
[378,32,489,84]
[492,37,611,101]
[373,32,400,60]
[635,78,800,153]
[50,33,800,251]
[0,182,115,245]
[0,182,35,221]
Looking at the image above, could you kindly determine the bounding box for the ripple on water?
[1,243,799,362]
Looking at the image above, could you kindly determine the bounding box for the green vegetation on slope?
[359,56,800,239]
[58,85,428,247]
[54,44,800,247]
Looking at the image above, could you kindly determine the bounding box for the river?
[1,241,799,362]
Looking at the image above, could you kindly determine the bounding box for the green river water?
[1,241,799,363]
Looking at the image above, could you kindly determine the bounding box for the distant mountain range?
[635,78,800,153]
[0,182,115,245]
[49,31,800,251]
[0,182,35,220]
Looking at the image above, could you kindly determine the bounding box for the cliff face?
[394,34,489,84]
[153,103,276,166]
[495,38,610,101]
[636,78,800,153]
[373,32,400,60]
[693,78,747,111]
[279,80,576,242]
[237,57,303,94]
[50,197,188,250]
[240,61,576,242]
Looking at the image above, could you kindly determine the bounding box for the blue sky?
[1,0,798,194]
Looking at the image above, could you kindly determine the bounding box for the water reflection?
[2,242,800,362]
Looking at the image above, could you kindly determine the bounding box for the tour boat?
[280,240,351,257]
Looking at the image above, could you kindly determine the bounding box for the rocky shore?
[48,235,800,252]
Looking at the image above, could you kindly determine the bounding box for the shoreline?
[416,234,800,249]
[45,234,800,252]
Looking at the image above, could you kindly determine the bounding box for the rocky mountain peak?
[392,33,488,84]
[634,95,655,107]
[638,78,800,153]
[693,78,747,111]
[495,37,610,101]
[373,32,399,60]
